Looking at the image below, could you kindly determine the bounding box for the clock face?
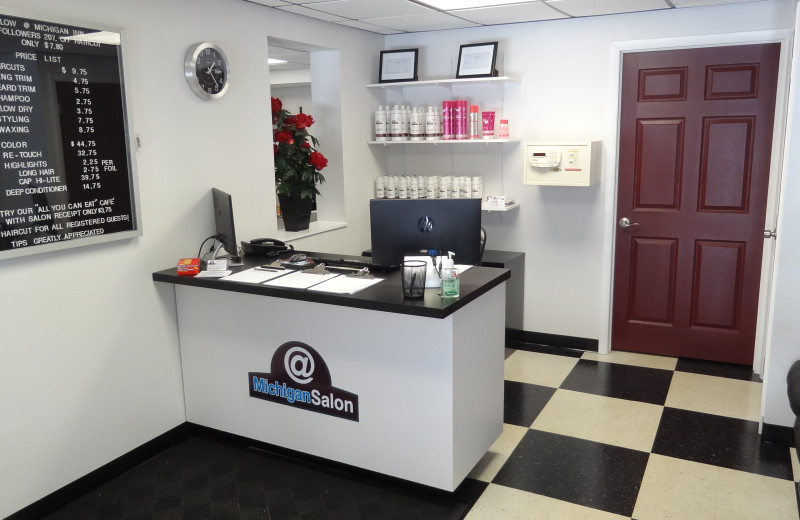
[184,43,229,99]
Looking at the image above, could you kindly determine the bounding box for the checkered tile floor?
[465,347,800,519]
[41,346,800,520]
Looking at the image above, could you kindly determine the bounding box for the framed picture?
[379,49,419,83]
[456,42,499,79]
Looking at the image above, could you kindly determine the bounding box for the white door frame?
[598,29,794,375]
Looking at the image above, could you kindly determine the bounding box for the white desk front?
[155,262,509,491]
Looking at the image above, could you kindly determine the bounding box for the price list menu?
[0,12,136,255]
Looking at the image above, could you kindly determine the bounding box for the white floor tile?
[465,483,629,520]
[633,454,797,520]
[665,371,761,422]
[532,389,662,452]
[504,350,579,388]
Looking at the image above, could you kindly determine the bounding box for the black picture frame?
[379,49,419,83]
[456,42,499,79]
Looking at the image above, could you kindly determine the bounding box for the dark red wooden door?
[613,44,780,365]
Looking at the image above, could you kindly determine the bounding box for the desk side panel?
[452,283,505,487]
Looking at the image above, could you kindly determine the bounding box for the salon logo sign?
[249,341,359,422]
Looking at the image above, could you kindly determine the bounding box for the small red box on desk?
[177,257,201,276]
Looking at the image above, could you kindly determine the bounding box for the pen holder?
[401,260,427,299]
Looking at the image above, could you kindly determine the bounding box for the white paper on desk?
[195,269,232,278]
[220,268,288,284]
[262,270,340,289]
[404,256,473,288]
[308,275,383,295]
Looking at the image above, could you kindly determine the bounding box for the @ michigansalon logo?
[249,341,359,422]
[285,346,314,384]
[417,215,434,233]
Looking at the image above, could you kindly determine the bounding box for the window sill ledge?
[272,221,347,243]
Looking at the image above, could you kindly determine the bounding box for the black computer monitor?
[370,198,482,266]
[211,188,243,266]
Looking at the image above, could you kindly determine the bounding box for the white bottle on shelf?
[398,176,408,199]
[389,105,402,141]
[425,106,437,141]
[374,106,387,141]
[471,176,483,199]
[385,176,397,199]
[375,176,385,199]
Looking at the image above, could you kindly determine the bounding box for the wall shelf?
[369,73,517,211]
[366,76,518,89]
[368,138,519,145]
[482,202,519,212]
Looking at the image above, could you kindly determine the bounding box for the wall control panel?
[523,141,601,186]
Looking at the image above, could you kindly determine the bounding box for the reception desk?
[153,257,509,491]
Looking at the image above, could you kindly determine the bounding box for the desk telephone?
[240,238,294,257]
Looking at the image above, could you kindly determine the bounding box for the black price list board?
[0,10,139,259]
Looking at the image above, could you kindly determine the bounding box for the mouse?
[288,253,307,263]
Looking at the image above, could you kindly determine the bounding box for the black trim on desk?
[153,257,510,320]
[7,423,191,520]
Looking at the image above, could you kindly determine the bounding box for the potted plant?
[272,96,328,231]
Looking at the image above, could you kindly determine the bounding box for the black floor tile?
[652,407,793,480]
[675,358,761,382]
[492,429,650,517]
[504,380,556,427]
[559,359,673,405]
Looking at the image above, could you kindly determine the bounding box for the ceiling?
[269,42,311,72]
[249,0,764,36]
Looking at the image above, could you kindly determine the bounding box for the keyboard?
[304,254,398,272]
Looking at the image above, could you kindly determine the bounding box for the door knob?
[619,217,639,228]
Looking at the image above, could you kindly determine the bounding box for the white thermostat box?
[523,141,601,186]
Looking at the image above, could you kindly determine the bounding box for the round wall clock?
[184,42,230,99]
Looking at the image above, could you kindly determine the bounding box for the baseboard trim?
[506,329,599,354]
[762,422,795,447]
[7,423,191,520]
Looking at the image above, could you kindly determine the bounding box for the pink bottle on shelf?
[442,100,454,140]
[454,100,468,140]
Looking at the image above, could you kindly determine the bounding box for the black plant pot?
[278,193,313,231]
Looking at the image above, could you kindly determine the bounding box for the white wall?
[271,84,311,116]
[384,0,797,342]
[0,0,382,516]
[762,2,800,431]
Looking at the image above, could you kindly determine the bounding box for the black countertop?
[153,254,510,319]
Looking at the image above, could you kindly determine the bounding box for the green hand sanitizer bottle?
[441,252,459,299]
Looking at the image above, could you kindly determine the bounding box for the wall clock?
[184,42,229,99]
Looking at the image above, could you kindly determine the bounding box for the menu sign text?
[0,11,138,259]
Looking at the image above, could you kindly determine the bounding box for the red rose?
[273,144,278,155]
[283,116,296,127]
[301,142,310,148]
[294,113,314,129]
[309,151,327,170]
[271,97,282,115]
[274,130,293,143]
